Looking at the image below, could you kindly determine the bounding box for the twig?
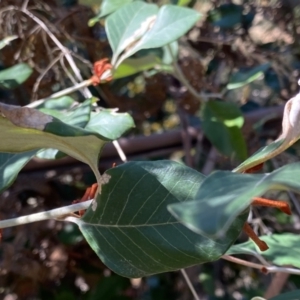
[32,53,63,100]
[3,5,92,99]
[166,45,223,102]
[112,140,127,162]
[180,269,200,300]
[222,255,300,275]
[264,273,290,299]
[0,200,93,229]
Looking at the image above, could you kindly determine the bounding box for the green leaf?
[107,3,200,67]
[169,162,300,239]
[113,54,160,79]
[0,35,18,50]
[36,99,93,159]
[34,96,75,110]
[233,139,284,173]
[269,290,300,300]
[74,160,248,278]
[106,2,159,66]
[0,63,33,89]
[201,101,247,161]
[36,104,134,159]
[88,0,134,26]
[227,233,300,269]
[227,63,270,90]
[208,4,243,29]
[0,102,110,184]
[85,109,135,140]
[0,151,38,193]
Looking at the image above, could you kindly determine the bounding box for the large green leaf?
[106,2,159,66]
[227,233,300,269]
[0,63,33,89]
[0,102,110,183]
[36,99,93,159]
[269,290,300,300]
[107,3,200,67]
[73,160,248,278]
[201,101,247,161]
[168,162,300,239]
[227,63,270,90]
[88,0,134,26]
[0,151,38,193]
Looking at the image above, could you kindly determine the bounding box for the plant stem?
[222,255,300,275]
[0,200,93,229]
[180,269,200,300]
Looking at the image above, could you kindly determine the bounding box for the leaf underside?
[77,160,247,278]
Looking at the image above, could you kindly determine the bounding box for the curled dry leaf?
[0,103,52,130]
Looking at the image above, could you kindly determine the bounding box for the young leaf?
[201,101,247,161]
[0,63,33,89]
[88,0,134,26]
[73,160,248,278]
[106,1,159,66]
[113,5,201,67]
[113,54,160,79]
[227,63,270,90]
[234,93,300,173]
[227,233,300,269]
[169,162,300,239]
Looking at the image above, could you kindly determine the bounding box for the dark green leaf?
[0,151,38,193]
[169,163,300,239]
[0,63,33,89]
[208,4,243,29]
[227,233,300,269]
[74,160,247,278]
[270,290,300,300]
[227,63,270,90]
[201,101,247,161]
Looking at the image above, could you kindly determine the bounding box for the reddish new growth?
[90,58,113,86]
[73,183,98,217]
[243,163,292,251]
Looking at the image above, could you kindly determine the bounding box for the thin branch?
[4,5,92,99]
[0,200,93,229]
[222,255,300,275]
[112,140,127,162]
[32,53,63,100]
[180,269,200,300]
